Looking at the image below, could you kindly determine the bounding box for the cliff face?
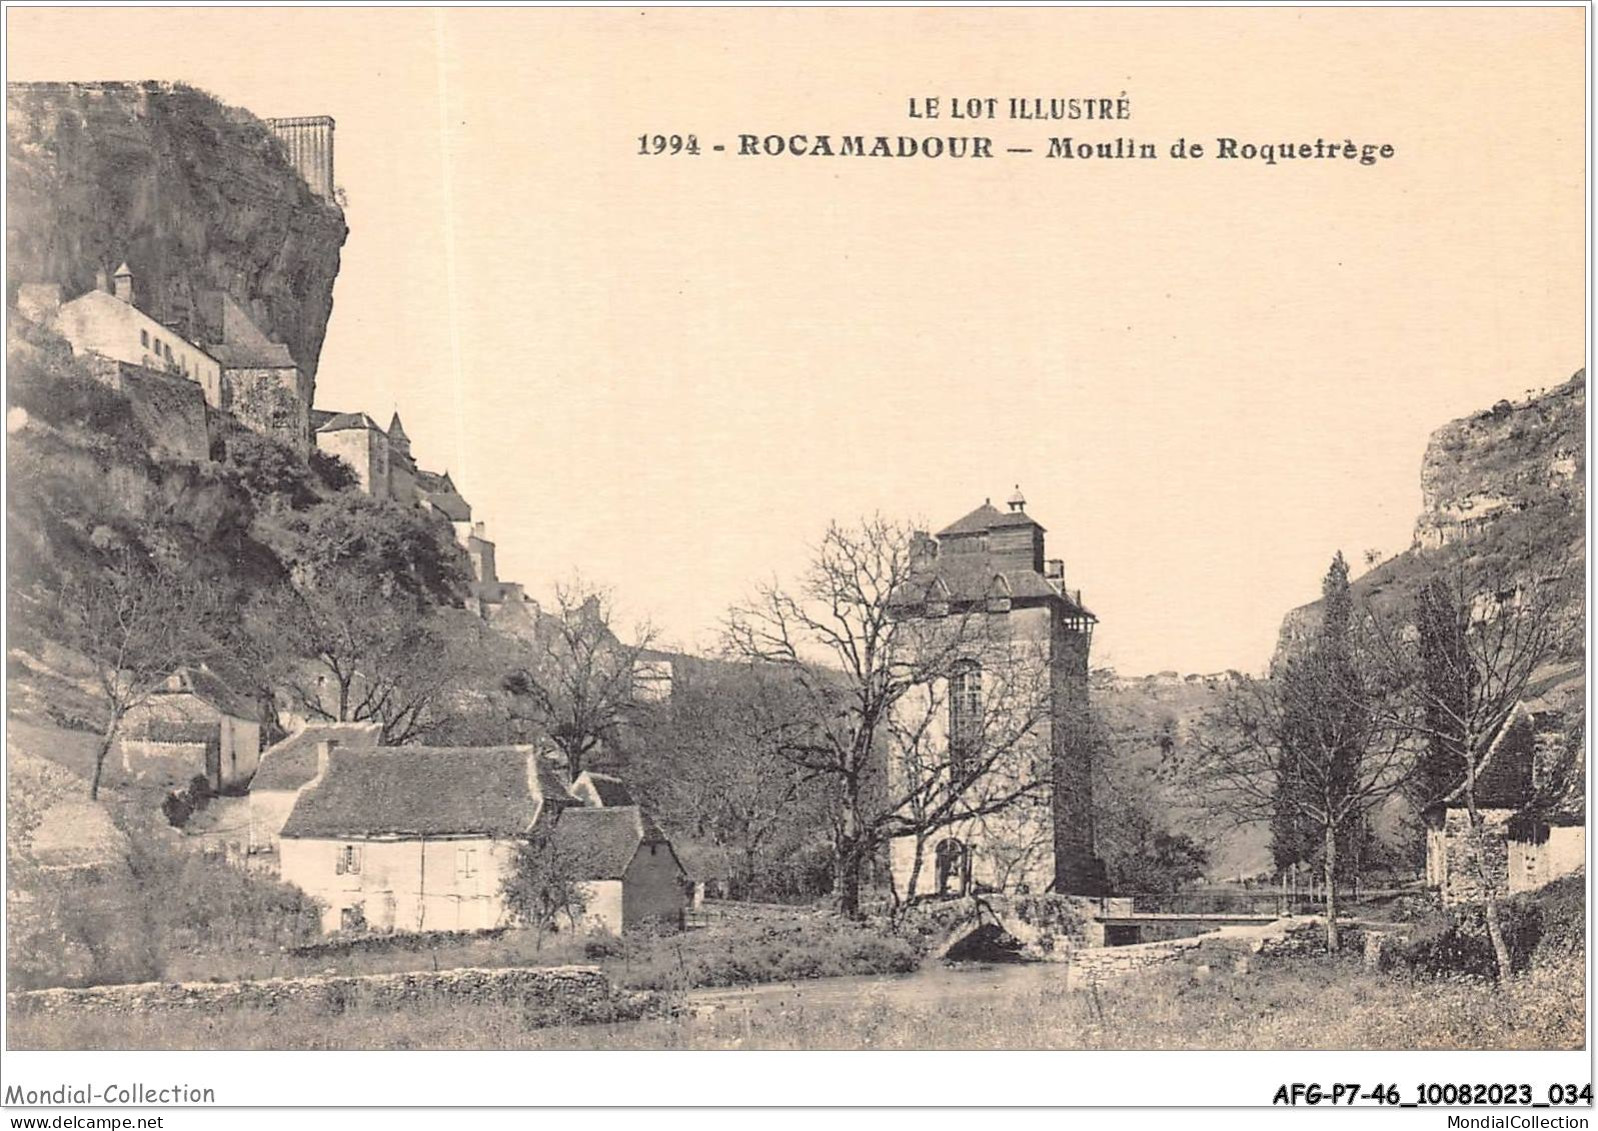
[1413,371,1585,551]
[6,81,347,396]
[1277,369,1585,668]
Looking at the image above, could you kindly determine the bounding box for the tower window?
[140,329,149,347]
[949,660,983,778]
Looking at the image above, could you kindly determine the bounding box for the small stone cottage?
[1426,701,1585,905]
[117,667,261,792]
[551,806,686,933]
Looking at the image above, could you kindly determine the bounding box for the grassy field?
[12,947,1582,1052]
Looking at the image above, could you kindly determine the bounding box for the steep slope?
[1279,370,1585,675]
[6,81,346,393]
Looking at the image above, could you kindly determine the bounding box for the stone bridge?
[931,893,1294,960]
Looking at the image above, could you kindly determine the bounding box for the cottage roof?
[280,747,575,839]
[251,721,383,792]
[154,667,256,720]
[571,771,637,808]
[551,806,676,881]
[674,841,734,882]
[208,339,297,370]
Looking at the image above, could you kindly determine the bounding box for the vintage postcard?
[1,3,1589,1117]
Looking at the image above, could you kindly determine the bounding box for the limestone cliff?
[6,81,346,397]
[1413,371,1585,551]
[1277,369,1585,675]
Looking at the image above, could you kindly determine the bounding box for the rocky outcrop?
[1277,370,1586,661]
[1413,371,1584,551]
[6,81,346,396]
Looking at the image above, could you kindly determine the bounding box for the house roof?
[1440,701,1577,818]
[280,747,575,839]
[251,721,383,792]
[889,553,1093,618]
[551,806,676,881]
[572,771,637,808]
[208,339,297,370]
[937,501,1045,538]
[674,841,734,882]
[416,469,457,493]
[315,411,383,434]
[153,667,256,721]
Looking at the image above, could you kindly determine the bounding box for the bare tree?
[725,516,1054,918]
[1188,554,1410,949]
[502,578,657,777]
[630,663,828,899]
[253,576,497,746]
[1366,549,1577,980]
[54,551,226,799]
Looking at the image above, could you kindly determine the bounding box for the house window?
[335,844,362,875]
[140,329,149,347]
[949,660,982,777]
[455,846,477,879]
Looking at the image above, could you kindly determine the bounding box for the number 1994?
[637,134,701,155]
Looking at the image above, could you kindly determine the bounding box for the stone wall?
[1069,935,1207,985]
[9,964,659,1027]
[1442,808,1512,905]
[224,366,310,454]
[86,358,209,462]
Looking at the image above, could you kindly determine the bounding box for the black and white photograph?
[0,3,1590,1116]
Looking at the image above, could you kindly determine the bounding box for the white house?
[278,745,580,933]
[50,265,225,406]
[248,721,381,857]
[551,805,686,934]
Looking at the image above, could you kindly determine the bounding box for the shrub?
[309,449,358,493]
[161,791,195,828]
[7,345,152,463]
[1392,873,1585,978]
[220,428,319,510]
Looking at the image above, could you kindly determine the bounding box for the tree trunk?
[1465,804,1513,982]
[90,717,120,801]
[1463,759,1512,983]
[1322,821,1340,952]
[835,834,862,918]
[903,836,926,910]
[1482,890,1513,982]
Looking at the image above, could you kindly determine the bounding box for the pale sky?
[9,8,1586,675]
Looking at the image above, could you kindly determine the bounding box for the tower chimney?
[112,262,135,305]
